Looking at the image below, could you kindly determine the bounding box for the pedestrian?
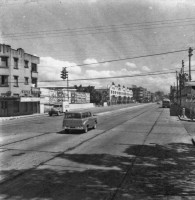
[182,107,185,118]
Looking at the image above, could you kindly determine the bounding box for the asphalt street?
[0,103,195,200]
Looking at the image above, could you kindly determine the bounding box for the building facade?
[97,82,133,105]
[132,87,146,102]
[0,44,40,117]
[39,87,90,113]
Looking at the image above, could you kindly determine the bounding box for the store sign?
[20,97,40,102]
[49,89,69,104]
[22,90,31,94]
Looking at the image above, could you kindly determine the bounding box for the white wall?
[70,103,95,110]
[41,103,95,113]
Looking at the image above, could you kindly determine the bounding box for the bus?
[162,99,170,108]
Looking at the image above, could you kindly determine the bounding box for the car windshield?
[64,113,82,119]
[54,105,61,108]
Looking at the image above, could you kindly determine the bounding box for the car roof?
[65,111,91,114]
[163,99,170,101]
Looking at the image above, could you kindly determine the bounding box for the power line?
[4,18,195,40]
[8,68,195,84]
[35,42,192,55]
[7,22,195,40]
[37,45,192,64]
[38,70,178,83]
[64,49,188,68]
[3,17,195,37]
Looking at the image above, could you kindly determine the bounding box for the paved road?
[0,103,195,200]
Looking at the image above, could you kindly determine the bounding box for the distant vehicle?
[162,99,170,108]
[49,104,63,116]
[49,102,70,116]
[62,111,97,133]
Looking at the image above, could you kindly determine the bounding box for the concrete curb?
[0,113,48,122]
[0,103,148,122]
[0,108,89,122]
[178,115,195,122]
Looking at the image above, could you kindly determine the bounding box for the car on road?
[49,104,63,116]
[62,111,97,133]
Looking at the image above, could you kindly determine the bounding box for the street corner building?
[0,44,40,117]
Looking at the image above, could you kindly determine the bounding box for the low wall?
[70,103,95,110]
[41,103,95,113]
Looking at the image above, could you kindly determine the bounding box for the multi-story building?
[96,82,133,105]
[0,44,40,117]
[132,87,146,102]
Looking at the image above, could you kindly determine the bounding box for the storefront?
[0,97,40,117]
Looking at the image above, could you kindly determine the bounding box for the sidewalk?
[0,113,47,122]
[0,103,141,122]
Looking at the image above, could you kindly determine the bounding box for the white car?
[49,104,63,116]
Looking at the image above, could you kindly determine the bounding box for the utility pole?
[182,60,184,73]
[176,71,178,103]
[181,60,184,88]
[67,70,69,102]
[188,47,193,81]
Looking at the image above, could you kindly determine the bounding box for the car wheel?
[84,126,88,133]
[49,113,52,116]
[93,123,97,129]
[65,129,69,134]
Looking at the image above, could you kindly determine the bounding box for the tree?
[74,85,102,104]
[155,91,164,100]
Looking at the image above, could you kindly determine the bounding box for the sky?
[1,0,195,93]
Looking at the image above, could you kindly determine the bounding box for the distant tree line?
[74,85,108,105]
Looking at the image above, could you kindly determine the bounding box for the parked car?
[49,104,63,116]
[62,111,97,133]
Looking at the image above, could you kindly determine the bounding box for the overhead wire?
[5,48,194,84]
[3,17,195,37]
[36,45,192,62]
[38,68,195,83]
[7,69,177,84]
[8,68,195,84]
[62,49,188,68]
[3,17,195,40]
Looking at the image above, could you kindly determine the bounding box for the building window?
[0,75,9,87]
[24,77,29,85]
[0,56,8,68]
[24,60,28,68]
[31,63,37,72]
[32,78,37,87]
[13,58,19,69]
[14,76,19,87]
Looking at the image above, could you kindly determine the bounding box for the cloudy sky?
[1,0,195,93]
